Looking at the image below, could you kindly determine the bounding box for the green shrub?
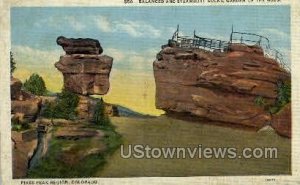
[277,80,291,107]
[11,118,30,132]
[254,96,266,107]
[42,89,79,120]
[23,73,47,96]
[93,98,111,126]
[254,80,291,114]
[268,80,291,114]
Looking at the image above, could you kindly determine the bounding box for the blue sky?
[12,6,290,70]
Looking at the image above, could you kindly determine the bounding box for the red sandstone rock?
[55,54,113,95]
[12,129,38,178]
[271,103,291,138]
[153,44,290,129]
[11,97,41,122]
[57,36,103,55]
[76,95,119,121]
[10,77,22,100]
[10,77,42,122]
[55,36,113,96]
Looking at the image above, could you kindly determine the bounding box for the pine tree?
[10,51,16,74]
[23,73,47,96]
[93,98,110,126]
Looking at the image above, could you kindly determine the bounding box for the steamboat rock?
[153,44,290,129]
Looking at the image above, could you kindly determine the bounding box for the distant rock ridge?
[153,43,290,132]
[55,36,113,95]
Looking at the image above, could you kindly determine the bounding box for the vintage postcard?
[1,0,299,184]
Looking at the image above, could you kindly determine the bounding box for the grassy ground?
[97,116,291,177]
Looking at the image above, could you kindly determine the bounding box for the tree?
[10,51,16,74]
[93,98,110,126]
[42,89,79,120]
[277,80,291,107]
[23,73,47,96]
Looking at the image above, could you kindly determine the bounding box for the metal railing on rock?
[169,25,290,72]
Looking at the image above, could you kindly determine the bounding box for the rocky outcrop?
[11,77,23,100]
[11,77,42,122]
[12,129,38,178]
[76,95,119,121]
[55,36,113,95]
[11,76,42,178]
[272,103,291,138]
[153,43,290,129]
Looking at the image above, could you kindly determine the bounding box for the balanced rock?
[57,36,103,55]
[55,36,113,95]
[153,43,290,129]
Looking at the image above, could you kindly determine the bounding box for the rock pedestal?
[55,36,113,95]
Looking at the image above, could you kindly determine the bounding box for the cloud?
[104,47,159,71]
[95,16,112,32]
[105,48,126,61]
[65,16,85,31]
[33,14,163,38]
[34,15,85,32]
[260,28,289,39]
[93,16,161,38]
[11,45,62,69]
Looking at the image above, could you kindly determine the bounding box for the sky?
[11,6,290,115]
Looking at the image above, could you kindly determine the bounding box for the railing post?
[230,24,234,44]
[258,36,262,46]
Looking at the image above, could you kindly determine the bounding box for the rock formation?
[12,129,38,178]
[153,44,290,130]
[11,76,41,178]
[56,36,103,55]
[272,103,291,138]
[11,77,42,122]
[55,36,113,95]
[76,95,119,121]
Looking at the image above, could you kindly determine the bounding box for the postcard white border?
[1,0,299,184]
